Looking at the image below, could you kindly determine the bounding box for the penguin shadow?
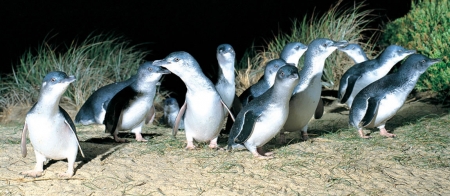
[73,132,161,173]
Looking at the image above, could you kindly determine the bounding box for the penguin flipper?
[361,96,383,127]
[314,98,324,119]
[21,123,28,158]
[173,101,187,136]
[103,87,135,135]
[221,99,235,122]
[340,75,361,104]
[234,110,260,143]
[145,105,156,124]
[60,107,85,158]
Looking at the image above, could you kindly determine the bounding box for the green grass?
[0,33,149,110]
[235,0,379,93]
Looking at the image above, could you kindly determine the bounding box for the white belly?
[365,93,407,128]
[184,90,225,142]
[245,105,288,147]
[26,113,78,160]
[348,72,385,107]
[284,79,321,131]
[119,98,152,130]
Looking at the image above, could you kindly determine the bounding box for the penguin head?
[382,45,416,62]
[401,54,441,74]
[163,97,180,112]
[153,51,201,77]
[276,64,299,84]
[40,71,76,95]
[137,61,171,83]
[216,44,236,64]
[280,42,308,66]
[337,43,367,63]
[308,38,348,58]
[264,59,288,85]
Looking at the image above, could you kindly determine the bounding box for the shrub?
[0,33,149,110]
[235,0,378,93]
[380,0,450,100]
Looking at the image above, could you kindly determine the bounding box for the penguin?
[215,44,236,114]
[349,54,441,138]
[103,61,170,142]
[338,43,369,64]
[75,75,136,125]
[283,38,348,140]
[338,45,416,108]
[152,51,234,149]
[21,71,84,178]
[163,97,185,130]
[238,59,289,107]
[280,42,308,67]
[228,65,299,159]
[238,42,307,107]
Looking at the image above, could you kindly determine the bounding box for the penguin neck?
[217,63,235,85]
[131,80,158,97]
[270,81,297,103]
[184,71,216,93]
[294,53,326,93]
[376,51,401,71]
[35,91,63,115]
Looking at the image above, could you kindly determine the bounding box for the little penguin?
[338,45,416,108]
[338,43,369,64]
[21,71,84,178]
[228,65,299,159]
[75,75,136,125]
[215,44,236,114]
[163,97,185,130]
[103,61,170,142]
[349,54,440,138]
[152,51,234,149]
[284,38,348,140]
[238,59,289,107]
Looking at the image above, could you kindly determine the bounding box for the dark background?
[1,0,412,76]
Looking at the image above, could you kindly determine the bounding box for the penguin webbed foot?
[253,147,274,159]
[302,132,310,141]
[358,129,371,139]
[113,135,129,143]
[20,170,44,178]
[134,133,148,142]
[379,128,396,138]
[208,138,219,149]
[58,171,74,178]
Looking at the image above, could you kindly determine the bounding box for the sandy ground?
[0,99,449,195]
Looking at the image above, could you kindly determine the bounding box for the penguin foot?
[208,144,218,149]
[185,143,196,150]
[20,170,44,178]
[277,132,286,144]
[114,136,128,143]
[58,171,74,178]
[257,147,274,156]
[252,152,274,159]
[358,129,371,139]
[135,133,148,142]
[379,128,396,138]
[302,133,310,141]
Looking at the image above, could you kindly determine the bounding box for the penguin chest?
[349,73,382,106]
[119,97,152,130]
[184,90,225,141]
[26,113,78,160]
[284,82,321,131]
[246,104,288,147]
[366,92,407,128]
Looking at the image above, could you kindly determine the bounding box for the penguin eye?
[280,71,285,77]
[174,58,180,62]
[421,60,426,63]
[148,67,153,72]
[51,78,56,82]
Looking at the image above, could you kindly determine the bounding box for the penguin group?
[20,38,441,177]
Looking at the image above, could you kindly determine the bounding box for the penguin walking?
[228,65,299,159]
[349,54,440,138]
[338,45,416,108]
[75,75,136,125]
[215,44,236,112]
[153,51,234,149]
[284,38,348,140]
[21,71,84,178]
[103,62,170,142]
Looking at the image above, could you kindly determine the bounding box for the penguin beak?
[429,58,442,65]
[63,75,76,83]
[333,40,349,48]
[405,49,417,55]
[158,67,172,74]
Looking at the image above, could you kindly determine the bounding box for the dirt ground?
[0,98,449,195]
